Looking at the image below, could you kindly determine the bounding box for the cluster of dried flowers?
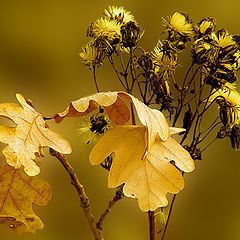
[80,6,240,152]
[80,6,143,69]
[0,5,239,240]
[78,6,240,236]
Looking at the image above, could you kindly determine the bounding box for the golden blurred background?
[0,0,240,239]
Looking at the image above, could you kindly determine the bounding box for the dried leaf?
[89,125,194,212]
[0,164,51,233]
[54,92,130,125]
[0,94,72,176]
[55,91,170,148]
[119,92,170,145]
[150,137,195,172]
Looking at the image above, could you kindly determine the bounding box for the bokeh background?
[0,0,240,239]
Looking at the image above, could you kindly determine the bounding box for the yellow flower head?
[195,17,216,37]
[103,6,135,24]
[162,12,194,37]
[79,41,105,69]
[77,114,111,146]
[87,17,121,41]
[192,29,240,73]
[152,45,178,78]
[233,50,240,70]
[211,29,236,49]
[210,86,240,126]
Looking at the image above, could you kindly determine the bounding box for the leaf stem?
[49,149,103,240]
[148,211,156,240]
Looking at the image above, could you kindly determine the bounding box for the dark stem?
[148,211,156,240]
[49,149,103,240]
[108,56,128,90]
[93,66,100,93]
[173,67,199,126]
[130,103,136,125]
[161,195,177,240]
[200,137,218,153]
[97,188,124,230]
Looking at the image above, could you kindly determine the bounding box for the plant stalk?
[50,149,103,240]
[148,211,156,240]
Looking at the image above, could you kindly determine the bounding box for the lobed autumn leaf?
[54,91,170,148]
[0,164,51,233]
[55,91,195,211]
[89,125,195,212]
[0,94,72,176]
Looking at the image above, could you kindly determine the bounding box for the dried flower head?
[154,80,174,112]
[137,52,154,72]
[210,87,240,126]
[193,29,240,86]
[230,124,240,150]
[195,17,216,37]
[191,38,212,64]
[162,12,194,37]
[87,17,121,42]
[192,29,239,63]
[121,21,143,48]
[79,41,105,69]
[103,6,135,24]
[77,114,111,145]
[152,45,178,79]
[211,29,237,49]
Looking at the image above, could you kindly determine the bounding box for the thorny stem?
[148,211,156,240]
[49,149,103,240]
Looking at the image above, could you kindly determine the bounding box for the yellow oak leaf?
[54,91,170,148]
[119,92,170,147]
[54,91,130,125]
[0,94,72,176]
[0,164,51,233]
[89,125,194,212]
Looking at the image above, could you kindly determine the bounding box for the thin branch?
[96,188,124,230]
[200,137,218,153]
[173,67,199,126]
[161,195,177,240]
[108,56,128,90]
[182,63,194,90]
[129,48,144,99]
[201,116,220,134]
[49,149,103,240]
[93,66,100,93]
[148,211,156,240]
[119,54,126,71]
